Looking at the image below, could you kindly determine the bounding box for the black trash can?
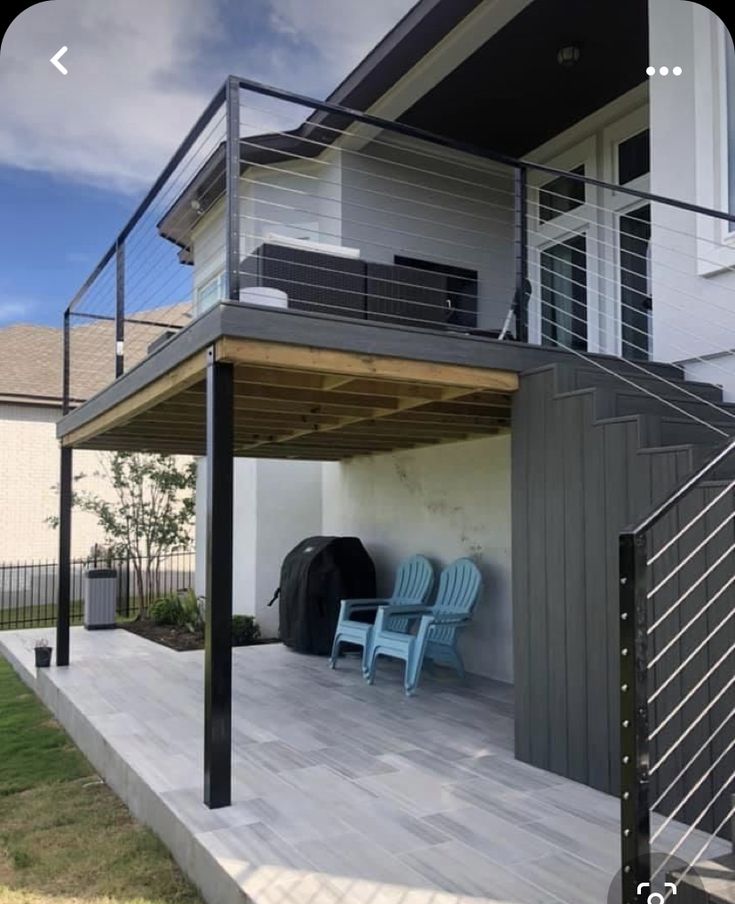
[273,536,376,654]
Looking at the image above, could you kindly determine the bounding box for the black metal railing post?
[514,166,529,343]
[115,239,125,377]
[620,530,651,904]
[203,347,234,809]
[225,76,240,304]
[56,311,73,665]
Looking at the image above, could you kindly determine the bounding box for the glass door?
[528,136,596,351]
[619,204,651,360]
[540,234,588,350]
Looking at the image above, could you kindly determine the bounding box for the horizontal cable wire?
[651,707,735,809]
[228,167,735,377]
[650,734,735,843]
[653,790,735,885]
[648,674,735,764]
[647,510,735,599]
[648,544,735,635]
[236,103,735,274]
[534,310,729,436]
[648,480,735,565]
[648,595,735,699]
[648,643,735,739]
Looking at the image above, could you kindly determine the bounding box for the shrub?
[148,594,182,626]
[231,615,260,646]
[178,589,204,633]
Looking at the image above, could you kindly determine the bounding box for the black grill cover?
[277,536,376,654]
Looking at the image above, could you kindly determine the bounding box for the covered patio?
[3,628,726,904]
[2,628,616,904]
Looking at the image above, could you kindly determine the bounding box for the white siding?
[340,134,515,330]
[648,0,735,398]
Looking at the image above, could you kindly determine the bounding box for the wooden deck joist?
[61,337,518,459]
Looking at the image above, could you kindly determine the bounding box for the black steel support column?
[619,531,651,904]
[204,347,234,809]
[225,76,240,303]
[513,166,529,343]
[115,239,125,377]
[56,446,73,666]
[56,312,73,667]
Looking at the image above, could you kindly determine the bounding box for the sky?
[0,0,417,327]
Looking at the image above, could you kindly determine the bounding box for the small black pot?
[35,646,52,668]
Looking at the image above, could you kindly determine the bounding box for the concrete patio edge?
[0,630,248,904]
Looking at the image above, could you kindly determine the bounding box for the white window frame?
[692,9,735,274]
[527,136,601,351]
[195,270,226,316]
[602,107,651,357]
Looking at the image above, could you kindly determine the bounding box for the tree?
[50,452,196,615]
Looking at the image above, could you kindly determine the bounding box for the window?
[195,271,225,314]
[538,166,586,224]
[617,130,650,185]
[726,34,735,214]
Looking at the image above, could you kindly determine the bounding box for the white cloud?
[0,299,34,323]
[0,0,222,192]
[267,0,417,77]
[0,0,417,193]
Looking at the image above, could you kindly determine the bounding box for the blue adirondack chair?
[365,558,482,695]
[329,555,434,674]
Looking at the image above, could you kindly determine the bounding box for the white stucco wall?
[321,435,513,683]
[648,0,735,398]
[195,457,322,636]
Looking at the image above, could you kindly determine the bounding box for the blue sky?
[0,0,415,327]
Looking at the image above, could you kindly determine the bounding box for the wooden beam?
[216,337,518,392]
[61,352,207,448]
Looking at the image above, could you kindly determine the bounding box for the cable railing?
[619,437,735,904]
[63,75,735,427]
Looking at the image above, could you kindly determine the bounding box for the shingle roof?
[0,303,192,406]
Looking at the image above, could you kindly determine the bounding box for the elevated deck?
[56,301,685,458]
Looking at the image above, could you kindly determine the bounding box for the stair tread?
[670,855,735,902]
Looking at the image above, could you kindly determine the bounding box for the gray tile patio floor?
[0,628,726,904]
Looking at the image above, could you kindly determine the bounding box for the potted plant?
[34,638,52,668]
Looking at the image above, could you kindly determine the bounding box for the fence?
[0,549,195,630]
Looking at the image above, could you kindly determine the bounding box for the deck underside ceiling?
[62,338,517,459]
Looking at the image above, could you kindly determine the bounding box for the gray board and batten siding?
[511,361,735,834]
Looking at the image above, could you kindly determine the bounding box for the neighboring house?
[54,0,734,874]
[0,324,109,561]
[0,305,192,561]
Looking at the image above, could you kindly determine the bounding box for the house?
[50,0,734,898]
[0,323,111,560]
[0,308,192,562]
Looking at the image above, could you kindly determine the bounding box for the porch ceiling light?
[557,45,581,68]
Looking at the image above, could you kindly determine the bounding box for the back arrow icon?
[50,46,68,75]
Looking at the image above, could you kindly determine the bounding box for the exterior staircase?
[513,357,735,802]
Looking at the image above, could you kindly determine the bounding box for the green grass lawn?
[0,657,202,904]
[0,601,85,632]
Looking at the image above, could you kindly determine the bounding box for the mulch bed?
[121,619,204,651]
[121,618,278,652]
